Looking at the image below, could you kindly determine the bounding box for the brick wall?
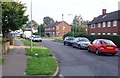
[56,22,71,37]
[88,20,119,35]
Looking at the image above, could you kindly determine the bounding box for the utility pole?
[68,14,75,37]
[30,0,32,53]
[62,14,64,37]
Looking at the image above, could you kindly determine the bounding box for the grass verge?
[0,58,4,65]
[53,38,63,43]
[21,39,40,46]
[26,57,57,75]
[26,48,52,58]
[25,48,58,76]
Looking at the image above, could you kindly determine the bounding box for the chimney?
[102,9,106,15]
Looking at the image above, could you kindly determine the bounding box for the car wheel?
[78,45,81,49]
[64,42,66,45]
[95,49,100,55]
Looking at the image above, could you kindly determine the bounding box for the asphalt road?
[40,39,118,76]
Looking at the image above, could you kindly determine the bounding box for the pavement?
[2,39,27,76]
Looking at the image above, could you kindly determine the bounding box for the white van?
[23,31,32,39]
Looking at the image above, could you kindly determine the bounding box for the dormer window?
[113,21,117,26]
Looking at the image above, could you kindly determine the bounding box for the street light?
[67,14,75,37]
[62,14,65,37]
[30,0,32,53]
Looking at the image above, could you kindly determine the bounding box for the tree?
[43,16,54,26]
[2,1,28,37]
[72,15,86,33]
[38,24,45,37]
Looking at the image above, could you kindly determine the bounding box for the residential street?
[40,39,118,76]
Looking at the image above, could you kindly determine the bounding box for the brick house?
[45,21,71,37]
[87,9,120,35]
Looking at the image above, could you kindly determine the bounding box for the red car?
[88,39,118,55]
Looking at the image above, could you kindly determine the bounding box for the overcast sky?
[20,0,120,24]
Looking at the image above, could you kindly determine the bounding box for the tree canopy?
[2,1,28,37]
[72,15,87,33]
[43,16,54,26]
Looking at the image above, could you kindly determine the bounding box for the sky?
[20,0,120,24]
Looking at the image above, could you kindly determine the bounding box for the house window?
[102,33,106,35]
[113,33,117,35]
[98,33,101,35]
[53,27,55,30]
[107,33,111,35]
[102,22,106,27]
[107,22,111,27]
[113,21,117,26]
[91,24,95,28]
[91,33,95,35]
[53,32,55,35]
[98,23,101,28]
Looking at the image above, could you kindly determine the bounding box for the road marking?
[59,74,64,78]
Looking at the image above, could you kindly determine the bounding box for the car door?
[91,40,98,51]
[92,40,100,52]
[73,38,78,47]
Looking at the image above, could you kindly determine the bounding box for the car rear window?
[101,40,115,45]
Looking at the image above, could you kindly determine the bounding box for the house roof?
[46,21,70,28]
[46,22,61,28]
[88,10,120,24]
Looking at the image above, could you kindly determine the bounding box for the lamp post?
[62,14,64,37]
[30,0,32,53]
[68,14,75,37]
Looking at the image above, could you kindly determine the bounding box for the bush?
[84,35,120,47]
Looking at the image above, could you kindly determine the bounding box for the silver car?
[72,37,90,49]
[32,35,42,42]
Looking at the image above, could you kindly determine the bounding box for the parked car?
[64,36,75,46]
[72,37,90,49]
[29,35,35,40]
[88,39,118,55]
[32,35,42,42]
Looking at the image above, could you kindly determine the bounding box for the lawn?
[25,48,58,75]
[26,57,57,75]
[53,38,63,43]
[26,48,52,58]
[21,39,40,46]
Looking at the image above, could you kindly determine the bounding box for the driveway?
[40,39,118,76]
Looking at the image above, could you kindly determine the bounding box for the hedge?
[64,32,120,47]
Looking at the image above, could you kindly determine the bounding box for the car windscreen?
[67,37,75,40]
[101,40,115,45]
[78,38,89,42]
[34,36,40,38]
